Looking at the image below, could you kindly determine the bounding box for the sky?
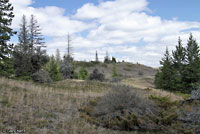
[9,0,200,67]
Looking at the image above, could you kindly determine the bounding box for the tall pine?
[13,15,32,77]
[171,37,186,91]
[0,0,16,76]
[155,48,174,91]
[183,33,200,92]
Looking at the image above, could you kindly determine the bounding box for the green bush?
[45,56,62,81]
[78,66,88,80]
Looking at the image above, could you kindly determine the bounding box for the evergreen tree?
[183,33,200,92]
[171,37,186,91]
[112,57,117,63]
[13,15,32,77]
[13,15,48,78]
[78,66,88,80]
[60,55,74,79]
[112,63,118,77]
[29,14,48,73]
[60,33,74,79]
[155,48,174,91]
[29,14,45,50]
[45,56,62,81]
[0,0,16,76]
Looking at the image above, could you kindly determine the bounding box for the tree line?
[0,0,120,82]
[155,34,200,93]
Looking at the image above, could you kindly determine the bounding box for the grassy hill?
[75,61,157,79]
[1,76,199,134]
[0,62,199,134]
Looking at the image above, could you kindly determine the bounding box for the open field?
[0,76,188,134]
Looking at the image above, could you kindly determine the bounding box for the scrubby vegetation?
[80,85,200,134]
[89,68,105,81]
[31,69,52,83]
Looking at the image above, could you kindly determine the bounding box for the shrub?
[94,85,157,116]
[80,85,159,131]
[89,68,105,81]
[32,69,52,83]
[78,66,88,80]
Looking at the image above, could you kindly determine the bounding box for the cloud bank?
[9,0,200,67]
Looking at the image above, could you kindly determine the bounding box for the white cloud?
[10,0,95,37]
[9,0,200,67]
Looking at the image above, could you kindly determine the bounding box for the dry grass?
[122,77,183,101]
[0,76,185,134]
[75,62,157,79]
[0,77,148,134]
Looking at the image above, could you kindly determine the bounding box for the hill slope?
[75,62,157,79]
[1,77,196,134]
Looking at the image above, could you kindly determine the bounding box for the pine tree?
[13,15,48,78]
[171,37,186,91]
[60,55,74,79]
[29,14,45,50]
[112,56,117,63]
[0,0,16,76]
[112,63,118,78]
[155,48,174,91]
[45,56,62,81]
[78,66,88,80]
[183,33,200,92]
[13,15,32,77]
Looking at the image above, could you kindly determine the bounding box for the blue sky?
[31,0,200,21]
[9,0,200,67]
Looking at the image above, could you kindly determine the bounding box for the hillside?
[75,62,157,79]
[1,77,199,134]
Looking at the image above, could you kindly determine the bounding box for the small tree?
[112,56,117,63]
[60,55,74,79]
[45,56,62,81]
[78,66,88,80]
[112,63,118,78]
